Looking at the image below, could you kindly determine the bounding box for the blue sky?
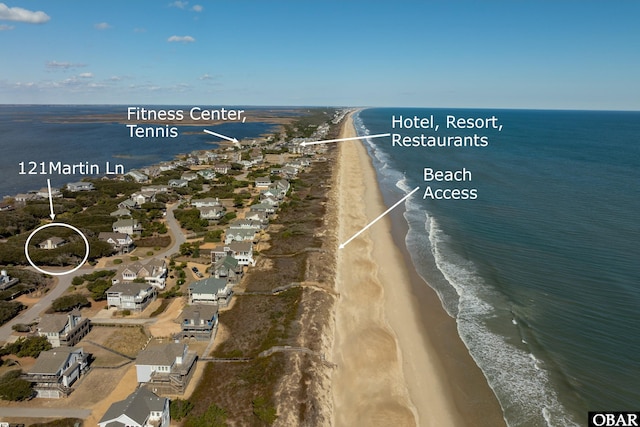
[1,1,639,109]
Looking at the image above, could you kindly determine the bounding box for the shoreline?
[331,112,505,426]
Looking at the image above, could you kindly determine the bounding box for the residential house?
[117,199,138,210]
[126,170,149,183]
[130,191,154,206]
[24,347,89,398]
[214,163,230,174]
[136,342,197,395]
[112,218,143,235]
[211,241,254,266]
[168,179,188,188]
[0,270,19,291]
[228,218,265,230]
[188,277,233,306]
[198,206,225,220]
[38,236,66,250]
[37,310,91,348]
[249,202,276,215]
[245,211,269,224]
[211,255,243,283]
[66,181,95,192]
[181,172,198,181]
[112,258,168,289]
[110,208,132,218]
[197,169,215,180]
[191,197,221,208]
[98,232,134,254]
[260,196,280,207]
[224,228,257,245]
[179,305,219,341]
[98,388,170,427]
[106,282,157,311]
[254,177,272,188]
[36,187,61,199]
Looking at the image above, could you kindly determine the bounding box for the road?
[0,407,91,419]
[0,202,186,343]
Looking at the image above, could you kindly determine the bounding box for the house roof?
[110,208,131,217]
[107,281,152,296]
[29,347,82,375]
[188,277,228,295]
[113,218,139,228]
[38,311,80,333]
[136,342,185,366]
[40,236,65,246]
[214,255,239,271]
[99,388,167,425]
[180,305,218,322]
[98,232,131,242]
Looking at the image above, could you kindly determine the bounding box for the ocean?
[0,105,282,197]
[355,108,640,426]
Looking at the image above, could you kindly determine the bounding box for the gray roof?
[107,281,151,296]
[214,255,239,271]
[180,305,218,322]
[29,347,82,375]
[136,342,185,366]
[188,277,228,295]
[99,387,167,425]
[38,312,75,333]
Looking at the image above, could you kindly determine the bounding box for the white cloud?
[78,72,94,79]
[167,35,195,43]
[0,3,50,24]
[192,5,203,12]
[0,24,14,30]
[169,1,188,9]
[94,22,111,30]
[46,61,87,70]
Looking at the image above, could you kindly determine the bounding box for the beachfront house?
[179,305,219,341]
[224,228,258,245]
[98,232,134,254]
[38,236,66,250]
[98,388,170,427]
[211,241,255,266]
[106,282,157,311]
[37,310,91,348]
[249,202,276,215]
[112,218,143,235]
[211,255,243,283]
[187,277,233,306]
[136,342,197,395]
[23,347,90,398]
[112,258,167,289]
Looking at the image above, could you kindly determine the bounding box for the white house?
[0,270,19,291]
[127,170,149,183]
[211,241,254,266]
[191,197,221,208]
[38,236,66,250]
[135,342,197,395]
[106,282,156,311]
[112,218,143,235]
[168,179,188,188]
[254,177,272,188]
[197,206,225,220]
[98,388,170,427]
[224,228,257,245]
[98,232,135,254]
[112,258,168,289]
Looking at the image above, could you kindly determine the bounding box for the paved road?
[157,202,186,259]
[0,407,91,418]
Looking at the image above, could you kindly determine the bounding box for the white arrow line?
[339,186,420,249]
[300,133,390,147]
[47,179,56,220]
[204,129,239,143]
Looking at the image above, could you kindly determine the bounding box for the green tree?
[185,404,228,427]
[0,370,33,401]
[51,294,90,312]
[170,398,194,421]
[252,396,277,424]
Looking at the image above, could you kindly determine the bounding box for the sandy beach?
[331,113,505,426]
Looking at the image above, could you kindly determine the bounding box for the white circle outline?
[24,222,90,276]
